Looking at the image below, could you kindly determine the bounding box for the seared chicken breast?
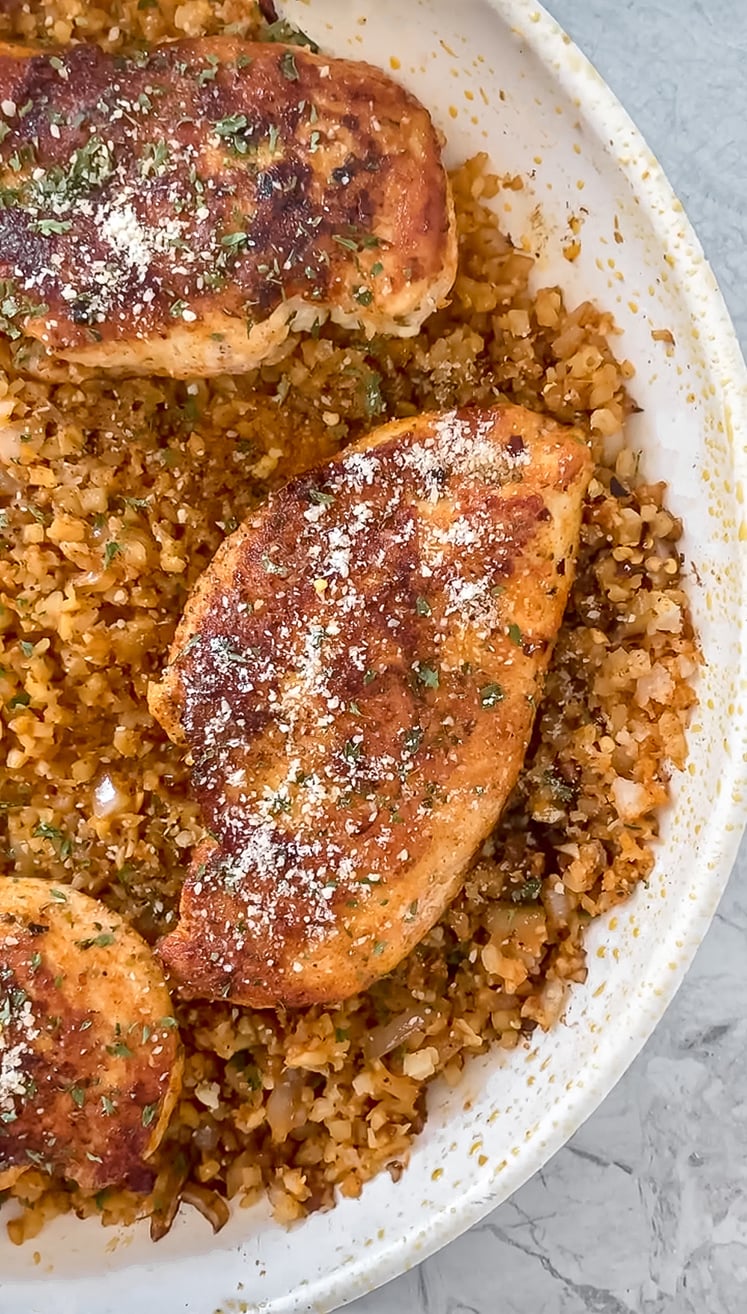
[0,878,183,1192]
[149,404,592,1007]
[0,37,456,377]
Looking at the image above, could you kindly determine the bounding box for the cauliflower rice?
[0,0,697,1243]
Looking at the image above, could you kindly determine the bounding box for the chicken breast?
[0,878,183,1193]
[0,36,456,377]
[149,404,592,1007]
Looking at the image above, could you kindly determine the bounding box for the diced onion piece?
[181,1183,230,1234]
[364,1006,427,1062]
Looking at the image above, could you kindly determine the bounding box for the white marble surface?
[350,2,747,1311]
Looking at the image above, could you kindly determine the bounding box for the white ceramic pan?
[2,2,746,1312]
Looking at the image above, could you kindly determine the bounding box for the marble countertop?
[351,3,747,1311]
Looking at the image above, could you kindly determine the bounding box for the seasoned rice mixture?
[0,0,697,1242]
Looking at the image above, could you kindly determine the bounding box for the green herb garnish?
[214,113,250,154]
[279,50,299,81]
[510,877,542,904]
[261,553,288,575]
[77,932,116,950]
[197,55,220,86]
[140,140,169,177]
[31,217,72,236]
[263,19,319,51]
[308,487,335,506]
[479,682,505,708]
[0,281,47,340]
[403,726,424,754]
[106,1041,133,1059]
[221,230,249,249]
[415,662,439,689]
[33,822,62,841]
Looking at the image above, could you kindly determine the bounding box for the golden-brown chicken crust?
[0,37,457,376]
[149,404,592,1007]
[0,878,183,1193]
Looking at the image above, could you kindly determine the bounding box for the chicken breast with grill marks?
[0,37,456,377]
[149,404,592,1007]
[0,878,183,1193]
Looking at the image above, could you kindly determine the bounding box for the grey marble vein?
[349,2,747,1311]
